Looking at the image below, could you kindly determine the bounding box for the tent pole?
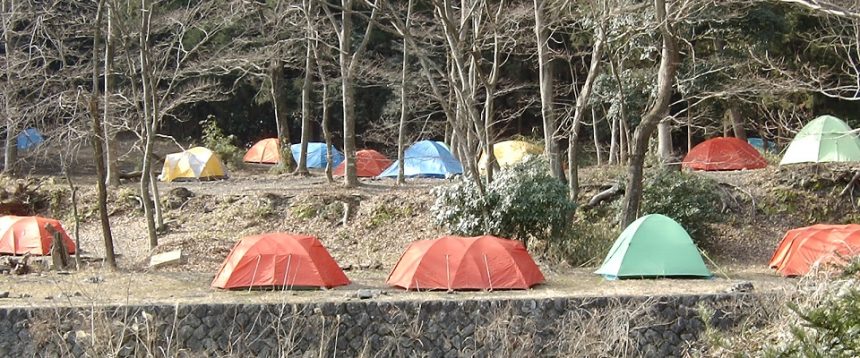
[445,254,451,292]
[290,254,301,290]
[248,255,261,293]
[282,254,292,291]
[483,254,493,291]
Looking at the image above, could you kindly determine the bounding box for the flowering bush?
[430,157,576,248]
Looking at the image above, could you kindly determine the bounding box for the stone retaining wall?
[0,293,773,357]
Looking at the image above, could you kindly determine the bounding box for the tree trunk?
[104,4,120,187]
[609,116,618,165]
[149,171,163,229]
[609,52,629,166]
[138,0,159,249]
[340,0,356,187]
[534,0,563,180]
[658,120,672,165]
[2,0,17,176]
[729,105,747,140]
[298,13,314,175]
[3,118,16,176]
[337,0,376,188]
[271,59,294,172]
[593,107,602,166]
[397,0,413,185]
[567,23,605,200]
[620,0,679,228]
[687,100,693,152]
[322,84,334,183]
[90,0,117,269]
[65,175,81,269]
[311,12,334,183]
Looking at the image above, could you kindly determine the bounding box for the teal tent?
[595,214,712,280]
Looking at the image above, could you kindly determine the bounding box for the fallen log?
[840,171,860,197]
[583,182,622,209]
[119,171,143,180]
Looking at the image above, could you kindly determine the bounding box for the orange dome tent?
[333,149,392,177]
[244,138,280,164]
[0,216,76,255]
[682,137,767,171]
[386,235,544,290]
[212,233,349,289]
[769,224,860,276]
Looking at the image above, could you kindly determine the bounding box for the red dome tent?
[243,138,280,164]
[682,137,767,171]
[386,235,544,290]
[0,216,76,255]
[769,224,860,276]
[212,233,349,289]
[333,149,392,177]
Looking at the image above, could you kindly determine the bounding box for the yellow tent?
[159,147,228,182]
[478,140,543,173]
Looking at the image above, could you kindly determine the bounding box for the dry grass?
[694,268,856,357]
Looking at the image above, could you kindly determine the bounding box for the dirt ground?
[0,137,823,308]
[0,265,789,309]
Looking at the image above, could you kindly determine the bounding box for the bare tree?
[619,0,680,227]
[396,0,414,185]
[324,0,379,187]
[566,2,607,200]
[103,3,120,187]
[311,7,338,183]
[89,0,117,268]
[777,0,860,19]
[1,0,20,175]
[114,0,238,248]
[535,0,564,180]
[297,0,317,176]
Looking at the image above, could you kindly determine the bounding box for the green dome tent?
[595,214,712,280]
[780,115,860,165]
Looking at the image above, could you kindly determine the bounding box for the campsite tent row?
[167,114,860,181]
[244,139,545,178]
[174,114,860,181]
[160,138,543,182]
[681,115,860,171]
[0,213,844,289]
[244,139,465,178]
[210,214,715,290]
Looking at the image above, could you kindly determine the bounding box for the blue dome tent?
[747,137,775,153]
[378,140,463,178]
[17,128,44,151]
[290,142,344,169]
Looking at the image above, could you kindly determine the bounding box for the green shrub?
[200,115,242,169]
[560,209,618,266]
[766,290,860,358]
[430,158,576,248]
[764,258,860,358]
[640,170,722,248]
[368,201,414,229]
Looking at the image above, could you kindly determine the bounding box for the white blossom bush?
[430,157,576,248]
